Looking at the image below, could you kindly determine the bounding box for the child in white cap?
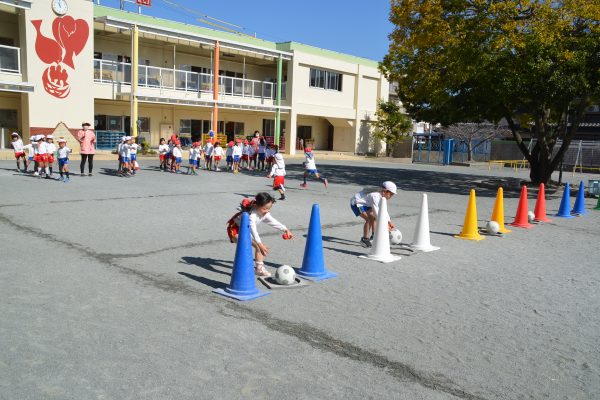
[350,181,397,248]
[118,136,132,177]
[10,132,25,172]
[57,138,72,182]
[21,136,36,173]
[46,135,56,178]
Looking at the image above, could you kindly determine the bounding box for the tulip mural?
[31,16,89,99]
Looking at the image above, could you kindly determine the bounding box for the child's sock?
[60,171,63,178]
[49,167,53,174]
[45,167,50,176]
[66,171,70,178]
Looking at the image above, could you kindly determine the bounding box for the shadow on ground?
[283,163,521,198]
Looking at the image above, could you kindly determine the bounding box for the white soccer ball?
[389,229,402,245]
[486,220,500,234]
[528,211,535,222]
[275,265,296,285]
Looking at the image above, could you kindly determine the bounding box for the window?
[94,115,125,131]
[137,117,150,133]
[180,119,212,135]
[262,119,286,137]
[309,68,342,91]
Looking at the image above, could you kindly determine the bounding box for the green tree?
[370,99,413,157]
[381,0,600,184]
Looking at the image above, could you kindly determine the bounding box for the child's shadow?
[178,272,226,290]
[179,256,232,276]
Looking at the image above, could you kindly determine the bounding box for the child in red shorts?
[226,193,293,277]
[266,145,286,200]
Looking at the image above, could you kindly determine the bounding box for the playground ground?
[0,159,598,400]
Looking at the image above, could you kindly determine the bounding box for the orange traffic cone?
[490,187,511,233]
[510,185,533,228]
[455,189,484,241]
[533,183,551,222]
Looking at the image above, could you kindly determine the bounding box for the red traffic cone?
[510,185,533,228]
[533,183,551,222]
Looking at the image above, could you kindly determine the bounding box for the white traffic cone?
[359,196,402,263]
[410,193,440,252]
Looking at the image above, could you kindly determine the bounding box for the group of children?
[227,180,397,277]
[116,136,142,177]
[10,132,73,182]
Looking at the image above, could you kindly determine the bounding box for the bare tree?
[439,123,510,162]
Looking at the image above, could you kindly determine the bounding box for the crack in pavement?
[0,210,485,400]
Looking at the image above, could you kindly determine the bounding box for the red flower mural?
[31,16,89,99]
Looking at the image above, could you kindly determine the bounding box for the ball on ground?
[275,265,296,285]
[486,220,500,234]
[528,211,535,222]
[389,229,402,245]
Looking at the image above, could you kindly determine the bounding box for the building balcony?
[93,59,287,105]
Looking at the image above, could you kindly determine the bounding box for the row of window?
[94,115,285,137]
[309,68,343,91]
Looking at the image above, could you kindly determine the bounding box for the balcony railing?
[0,45,20,74]
[94,59,286,100]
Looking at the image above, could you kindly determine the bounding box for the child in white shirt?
[241,141,250,170]
[56,138,72,182]
[301,147,328,189]
[118,136,132,176]
[212,142,224,171]
[267,146,286,200]
[350,181,397,248]
[22,138,35,173]
[46,135,56,177]
[10,132,25,172]
[187,142,200,175]
[203,140,214,171]
[257,139,267,171]
[172,143,183,173]
[232,140,243,173]
[158,138,169,171]
[226,192,293,277]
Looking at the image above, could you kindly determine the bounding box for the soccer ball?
[486,220,500,234]
[528,211,535,222]
[275,265,296,285]
[389,229,402,245]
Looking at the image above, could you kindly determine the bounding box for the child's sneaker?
[254,264,271,277]
[64,177,70,183]
[300,183,307,188]
[360,237,372,248]
[279,194,286,201]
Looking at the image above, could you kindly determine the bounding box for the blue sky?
[97,0,394,61]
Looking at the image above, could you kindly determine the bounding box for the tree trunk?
[467,140,473,162]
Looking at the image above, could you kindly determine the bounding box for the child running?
[350,181,397,248]
[266,145,286,200]
[300,147,328,189]
[57,138,72,182]
[10,132,25,172]
[226,192,294,277]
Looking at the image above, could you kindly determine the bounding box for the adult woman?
[77,122,96,176]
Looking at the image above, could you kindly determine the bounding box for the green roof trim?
[94,5,381,68]
[276,42,380,68]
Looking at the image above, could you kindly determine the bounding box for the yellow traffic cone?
[490,187,511,233]
[455,189,484,241]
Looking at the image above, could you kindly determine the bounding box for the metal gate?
[413,136,491,164]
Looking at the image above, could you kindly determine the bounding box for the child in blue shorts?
[56,138,72,182]
[350,181,397,248]
[300,147,328,189]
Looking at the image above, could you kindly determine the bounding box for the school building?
[0,0,390,154]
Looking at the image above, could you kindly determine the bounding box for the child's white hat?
[121,136,127,141]
[11,132,18,136]
[46,135,53,139]
[125,136,132,140]
[58,138,66,143]
[382,181,397,194]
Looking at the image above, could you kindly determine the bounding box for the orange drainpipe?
[212,41,220,139]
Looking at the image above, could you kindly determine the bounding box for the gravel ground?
[0,159,598,400]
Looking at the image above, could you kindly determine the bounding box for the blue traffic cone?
[213,212,269,301]
[296,204,337,281]
[555,183,574,218]
[571,180,586,215]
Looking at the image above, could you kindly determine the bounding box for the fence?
[412,137,491,164]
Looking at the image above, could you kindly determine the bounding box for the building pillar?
[212,41,220,133]
[287,111,297,155]
[275,54,282,146]
[130,24,139,137]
